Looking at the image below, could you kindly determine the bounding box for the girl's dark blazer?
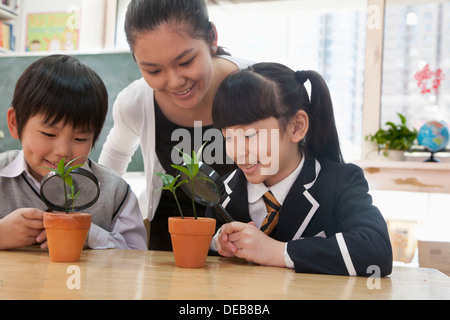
[206,157,393,277]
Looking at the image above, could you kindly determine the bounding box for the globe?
[417,121,449,153]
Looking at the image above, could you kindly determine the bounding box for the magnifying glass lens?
[191,172,220,203]
[178,162,234,222]
[40,168,100,212]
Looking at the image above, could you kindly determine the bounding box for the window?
[115,0,368,161]
[209,0,367,161]
[381,0,450,132]
[370,0,450,249]
[115,0,449,162]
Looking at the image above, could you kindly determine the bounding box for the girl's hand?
[219,221,286,267]
[216,223,240,257]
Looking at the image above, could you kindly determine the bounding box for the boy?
[0,55,147,250]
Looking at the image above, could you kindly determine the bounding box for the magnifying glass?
[40,168,100,212]
[178,162,234,223]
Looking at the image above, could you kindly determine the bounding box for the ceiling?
[207,0,450,7]
[206,0,366,12]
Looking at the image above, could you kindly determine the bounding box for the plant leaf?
[194,176,214,183]
[168,176,179,189]
[65,163,86,175]
[191,142,208,178]
[397,113,406,125]
[385,122,397,130]
[174,179,189,189]
[154,186,172,193]
[41,167,62,176]
[171,164,192,179]
[64,175,73,188]
[57,158,65,175]
[184,163,194,177]
[153,172,176,187]
[196,141,208,161]
[191,151,199,178]
[192,149,198,164]
[65,155,87,170]
[174,146,193,168]
[192,164,199,180]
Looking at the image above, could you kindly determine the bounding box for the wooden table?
[0,248,449,300]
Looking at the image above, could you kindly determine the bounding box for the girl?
[98,0,252,250]
[208,63,393,276]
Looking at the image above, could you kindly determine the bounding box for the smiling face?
[7,109,93,182]
[133,22,216,112]
[223,115,306,187]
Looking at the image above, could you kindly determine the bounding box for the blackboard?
[0,52,144,171]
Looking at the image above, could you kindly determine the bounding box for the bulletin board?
[25,12,80,52]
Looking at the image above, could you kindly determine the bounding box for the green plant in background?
[42,156,86,213]
[365,113,418,156]
[154,143,213,219]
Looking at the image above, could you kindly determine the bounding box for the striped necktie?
[260,190,281,236]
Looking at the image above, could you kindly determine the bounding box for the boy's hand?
[36,229,48,249]
[218,221,286,267]
[0,208,45,250]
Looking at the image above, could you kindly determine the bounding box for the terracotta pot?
[168,217,216,268]
[43,212,91,262]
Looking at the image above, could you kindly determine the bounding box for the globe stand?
[424,151,439,163]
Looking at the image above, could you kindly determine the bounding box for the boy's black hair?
[11,54,108,145]
[213,62,343,163]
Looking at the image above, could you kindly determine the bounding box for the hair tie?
[295,70,308,84]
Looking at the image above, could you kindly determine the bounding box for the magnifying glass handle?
[215,204,234,223]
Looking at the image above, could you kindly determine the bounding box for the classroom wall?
[0,52,145,171]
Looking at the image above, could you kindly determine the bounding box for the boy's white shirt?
[212,156,305,269]
[0,151,147,250]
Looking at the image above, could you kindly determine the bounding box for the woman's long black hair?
[124,0,229,56]
[213,63,343,163]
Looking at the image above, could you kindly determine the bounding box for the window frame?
[362,0,386,159]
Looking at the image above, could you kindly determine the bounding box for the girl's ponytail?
[213,63,344,164]
[298,70,343,163]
